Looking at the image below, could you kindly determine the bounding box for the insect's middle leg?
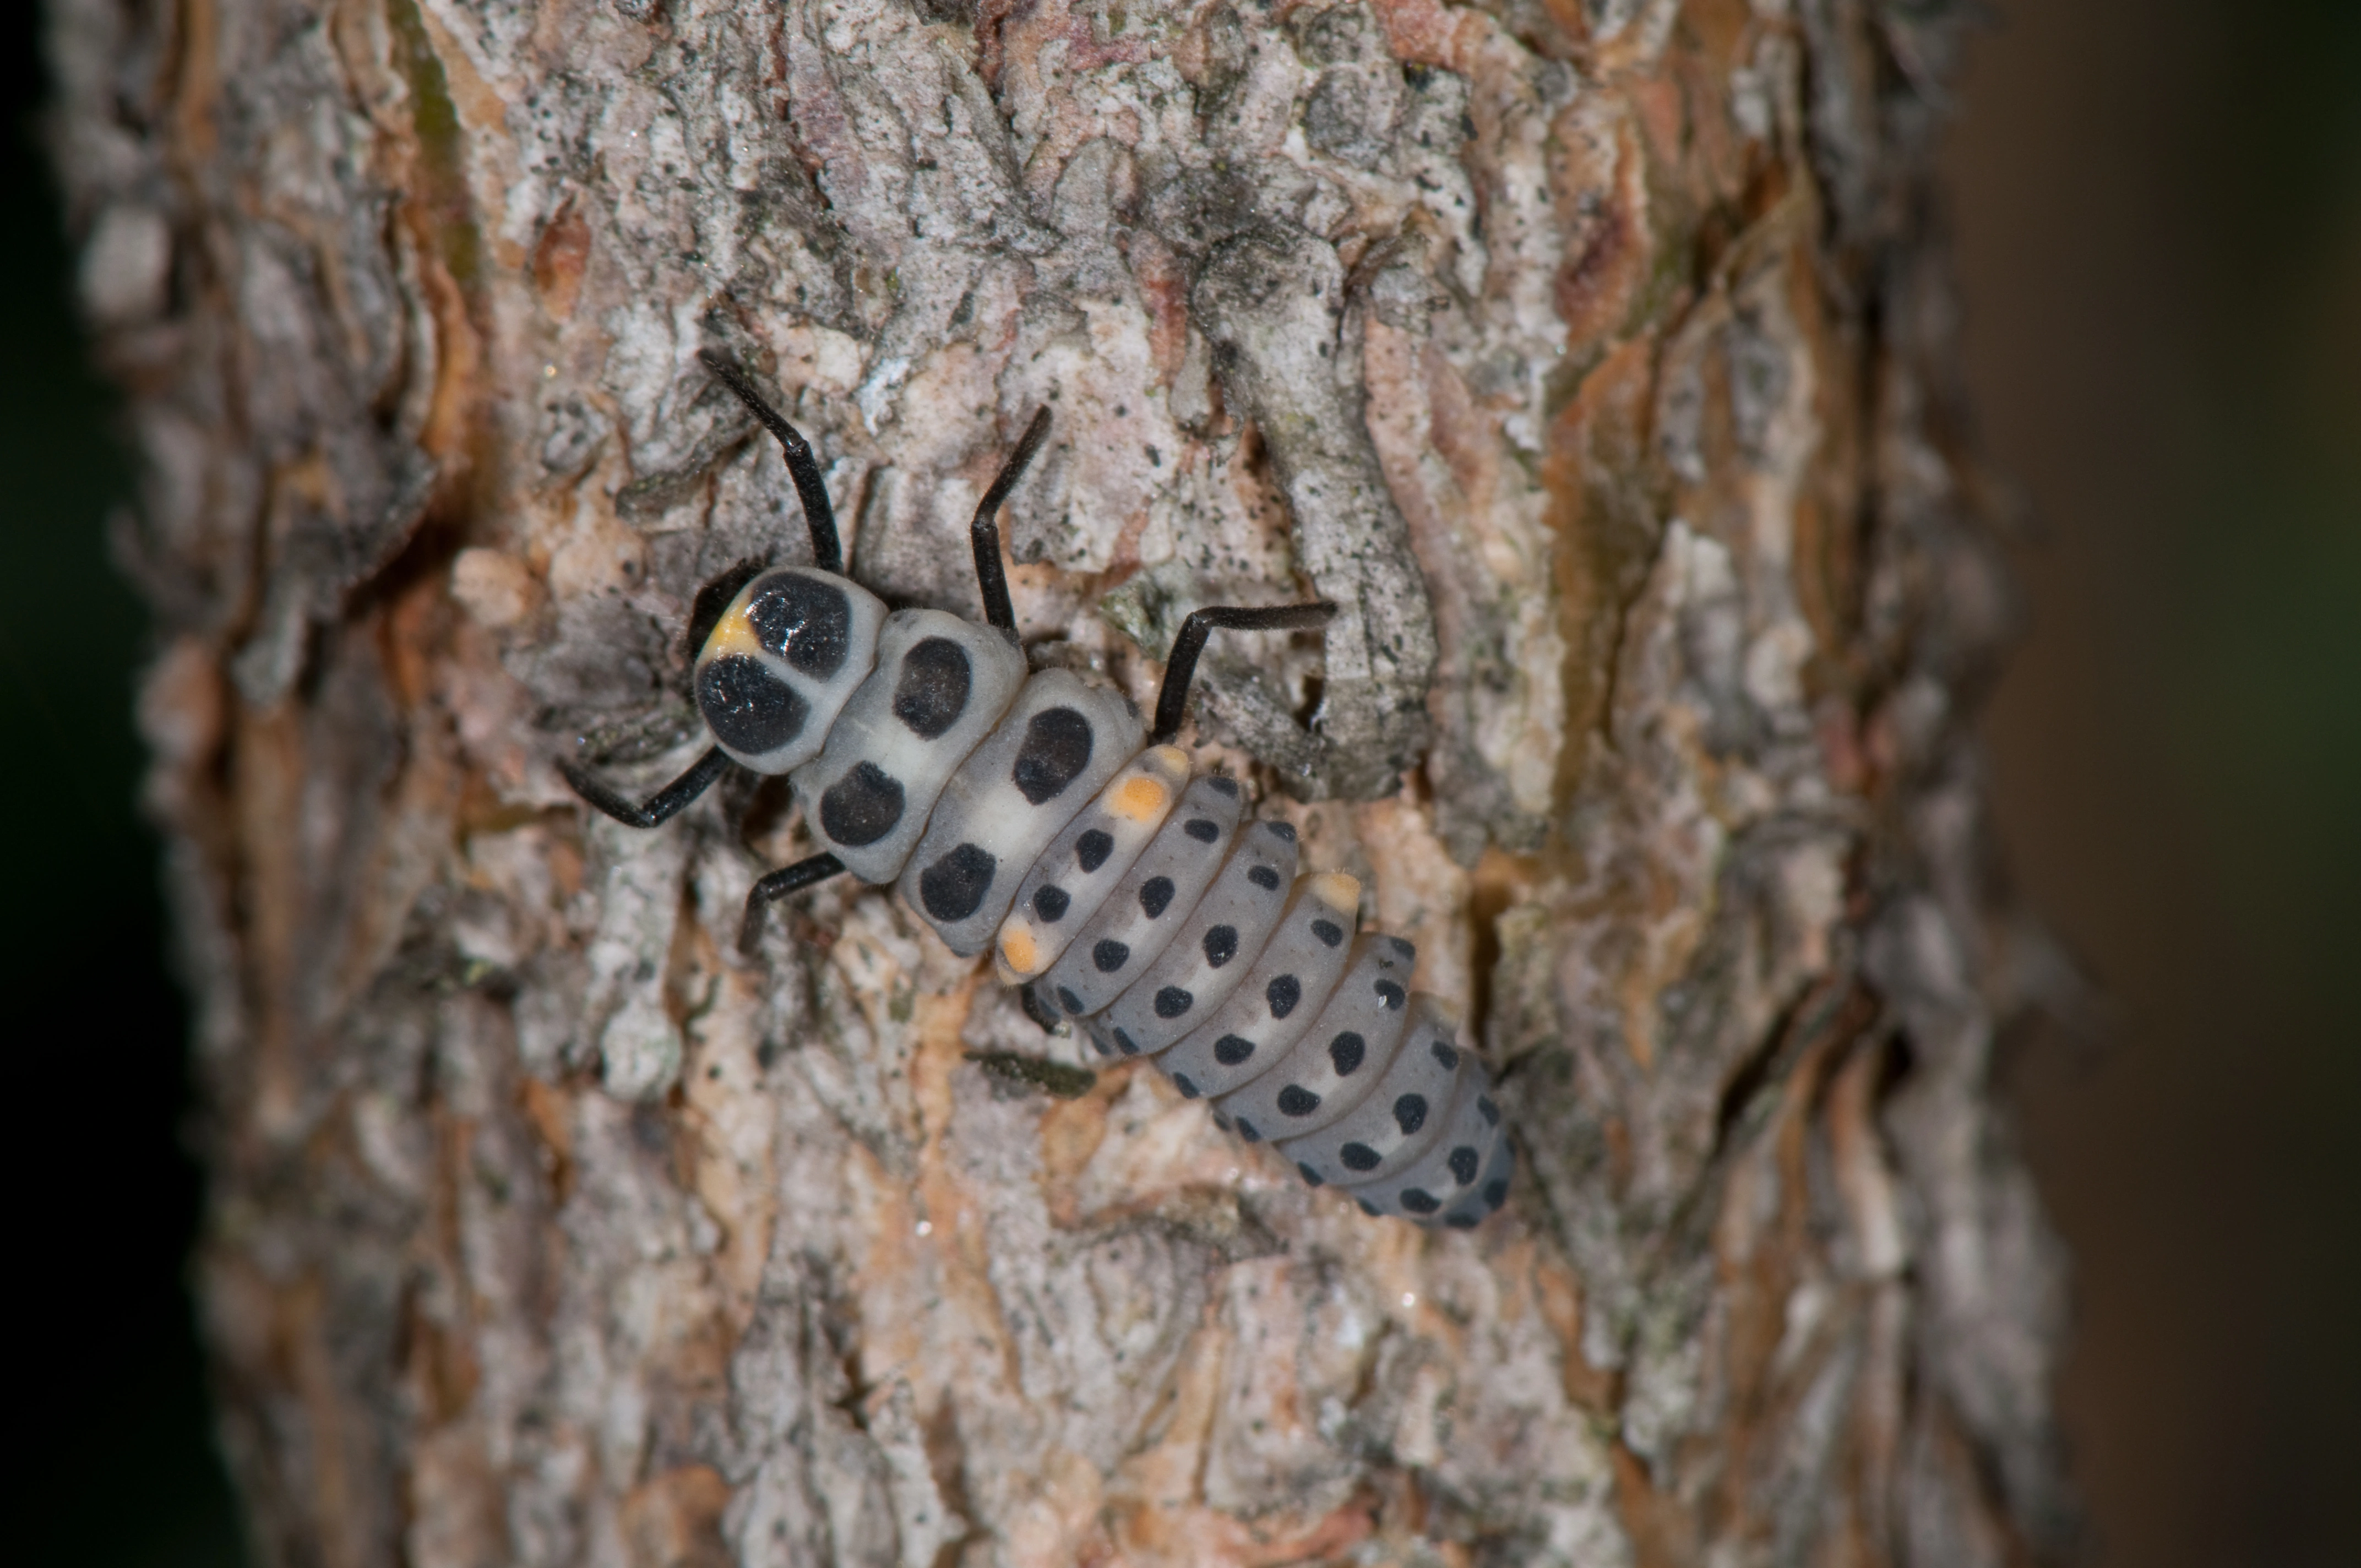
[738,850,849,952]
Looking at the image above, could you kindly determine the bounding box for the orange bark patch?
[1367,0,1475,69]
[1533,1254,1618,1413]
[532,196,592,321]
[619,1465,732,1568]
[1555,112,1651,353]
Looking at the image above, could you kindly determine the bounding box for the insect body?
[563,352,1512,1229]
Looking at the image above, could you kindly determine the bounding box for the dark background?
[4,1,2354,1562]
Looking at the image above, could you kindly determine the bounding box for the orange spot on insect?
[1112,775,1169,821]
[1311,872,1362,912]
[699,607,763,661]
[1000,924,1040,976]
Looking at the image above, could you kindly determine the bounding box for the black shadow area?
[3,8,245,1565]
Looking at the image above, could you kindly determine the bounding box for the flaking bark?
[51,0,2075,1561]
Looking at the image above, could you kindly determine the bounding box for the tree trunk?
[50,0,2074,1561]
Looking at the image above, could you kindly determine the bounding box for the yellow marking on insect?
[1311,872,1362,912]
[1149,744,1189,772]
[999,923,1040,976]
[1111,774,1169,821]
[700,607,765,661]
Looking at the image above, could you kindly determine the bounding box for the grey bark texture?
[50,0,2076,1562]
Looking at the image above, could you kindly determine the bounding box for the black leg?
[969,407,1053,634]
[560,745,732,829]
[1151,601,1338,745]
[1018,983,1065,1035]
[738,851,848,952]
[698,350,845,574]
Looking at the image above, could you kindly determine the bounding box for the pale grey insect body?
[565,371,1514,1228]
[789,609,1028,883]
[695,568,888,774]
[1156,871,1364,1109]
[1279,995,1468,1190]
[1038,773,1246,1020]
[896,669,1142,958]
[1217,933,1416,1140]
[996,744,1194,986]
[1092,820,1301,1059]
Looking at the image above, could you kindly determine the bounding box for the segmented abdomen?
[699,568,1511,1228]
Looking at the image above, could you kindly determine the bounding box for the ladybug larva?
[562,351,1513,1229]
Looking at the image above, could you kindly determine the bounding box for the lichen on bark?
[52,0,2074,1561]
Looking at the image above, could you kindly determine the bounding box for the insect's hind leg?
[560,744,732,829]
[1151,601,1339,745]
[738,851,848,953]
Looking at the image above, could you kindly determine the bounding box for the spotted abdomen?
[1154,870,1363,1104]
[896,669,1144,957]
[790,610,1029,884]
[995,744,1193,986]
[1089,819,1301,1058]
[1031,772,1246,1020]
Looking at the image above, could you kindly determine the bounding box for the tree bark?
[50,0,2074,1562]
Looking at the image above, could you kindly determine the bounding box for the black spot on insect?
[1277,1085,1321,1117]
[1340,1142,1381,1172]
[1172,1072,1201,1098]
[1235,1118,1262,1142]
[819,761,904,846]
[1057,986,1084,1015]
[1012,706,1094,804]
[1266,974,1301,1019]
[1033,885,1070,923]
[1448,1146,1479,1185]
[1075,829,1114,872]
[746,574,854,676]
[1114,1027,1139,1055]
[918,843,996,922]
[893,636,971,738]
[1247,865,1282,891]
[1206,776,1240,798]
[1390,937,1416,960]
[699,655,809,754]
[1329,1032,1365,1075]
[1203,924,1238,967]
[1374,980,1407,1011]
[1477,1095,1500,1127]
[1211,1110,1232,1131]
[1154,986,1193,1019]
[1087,1031,1114,1058]
[1445,1212,1479,1229]
[1392,1094,1428,1135]
[1184,818,1220,843]
[1400,1188,1440,1215]
[1310,918,1345,948]
[1139,876,1176,917]
[1298,1162,1324,1187]
[1430,1039,1460,1071]
[1092,939,1130,973]
[1482,1178,1509,1210]
[1214,1035,1255,1066]
[1264,821,1296,842]
[1357,1198,1382,1216]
